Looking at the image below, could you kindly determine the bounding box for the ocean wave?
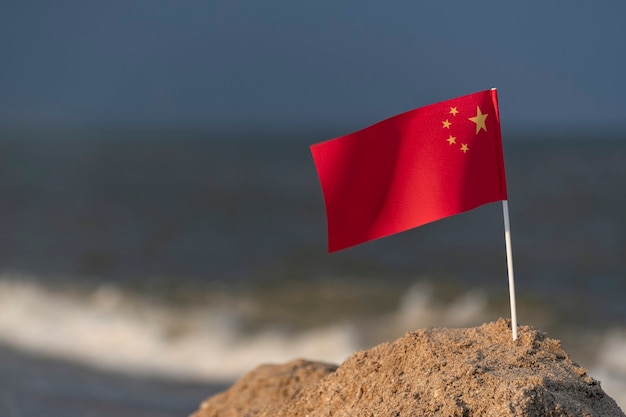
[0,277,359,381]
[590,328,626,409]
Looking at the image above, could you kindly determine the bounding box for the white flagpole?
[502,200,518,340]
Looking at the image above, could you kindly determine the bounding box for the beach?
[0,127,625,414]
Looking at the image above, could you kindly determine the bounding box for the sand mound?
[191,319,624,416]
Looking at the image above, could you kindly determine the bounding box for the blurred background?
[1,1,625,416]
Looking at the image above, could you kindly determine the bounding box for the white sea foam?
[0,277,359,381]
[590,327,626,410]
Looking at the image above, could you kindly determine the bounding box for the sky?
[1,1,625,132]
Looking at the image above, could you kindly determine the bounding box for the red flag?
[310,89,508,252]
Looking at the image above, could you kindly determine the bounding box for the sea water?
[0,126,625,415]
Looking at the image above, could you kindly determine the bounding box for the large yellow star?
[468,106,488,134]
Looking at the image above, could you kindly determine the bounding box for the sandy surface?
[191,319,624,416]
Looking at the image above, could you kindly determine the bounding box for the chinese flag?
[311,89,508,252]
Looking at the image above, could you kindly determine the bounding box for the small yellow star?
[468,106,488,134]
[446,135,456,145]
[442,119,451,129]
[449,107,459,116]
[460,143,469,153]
